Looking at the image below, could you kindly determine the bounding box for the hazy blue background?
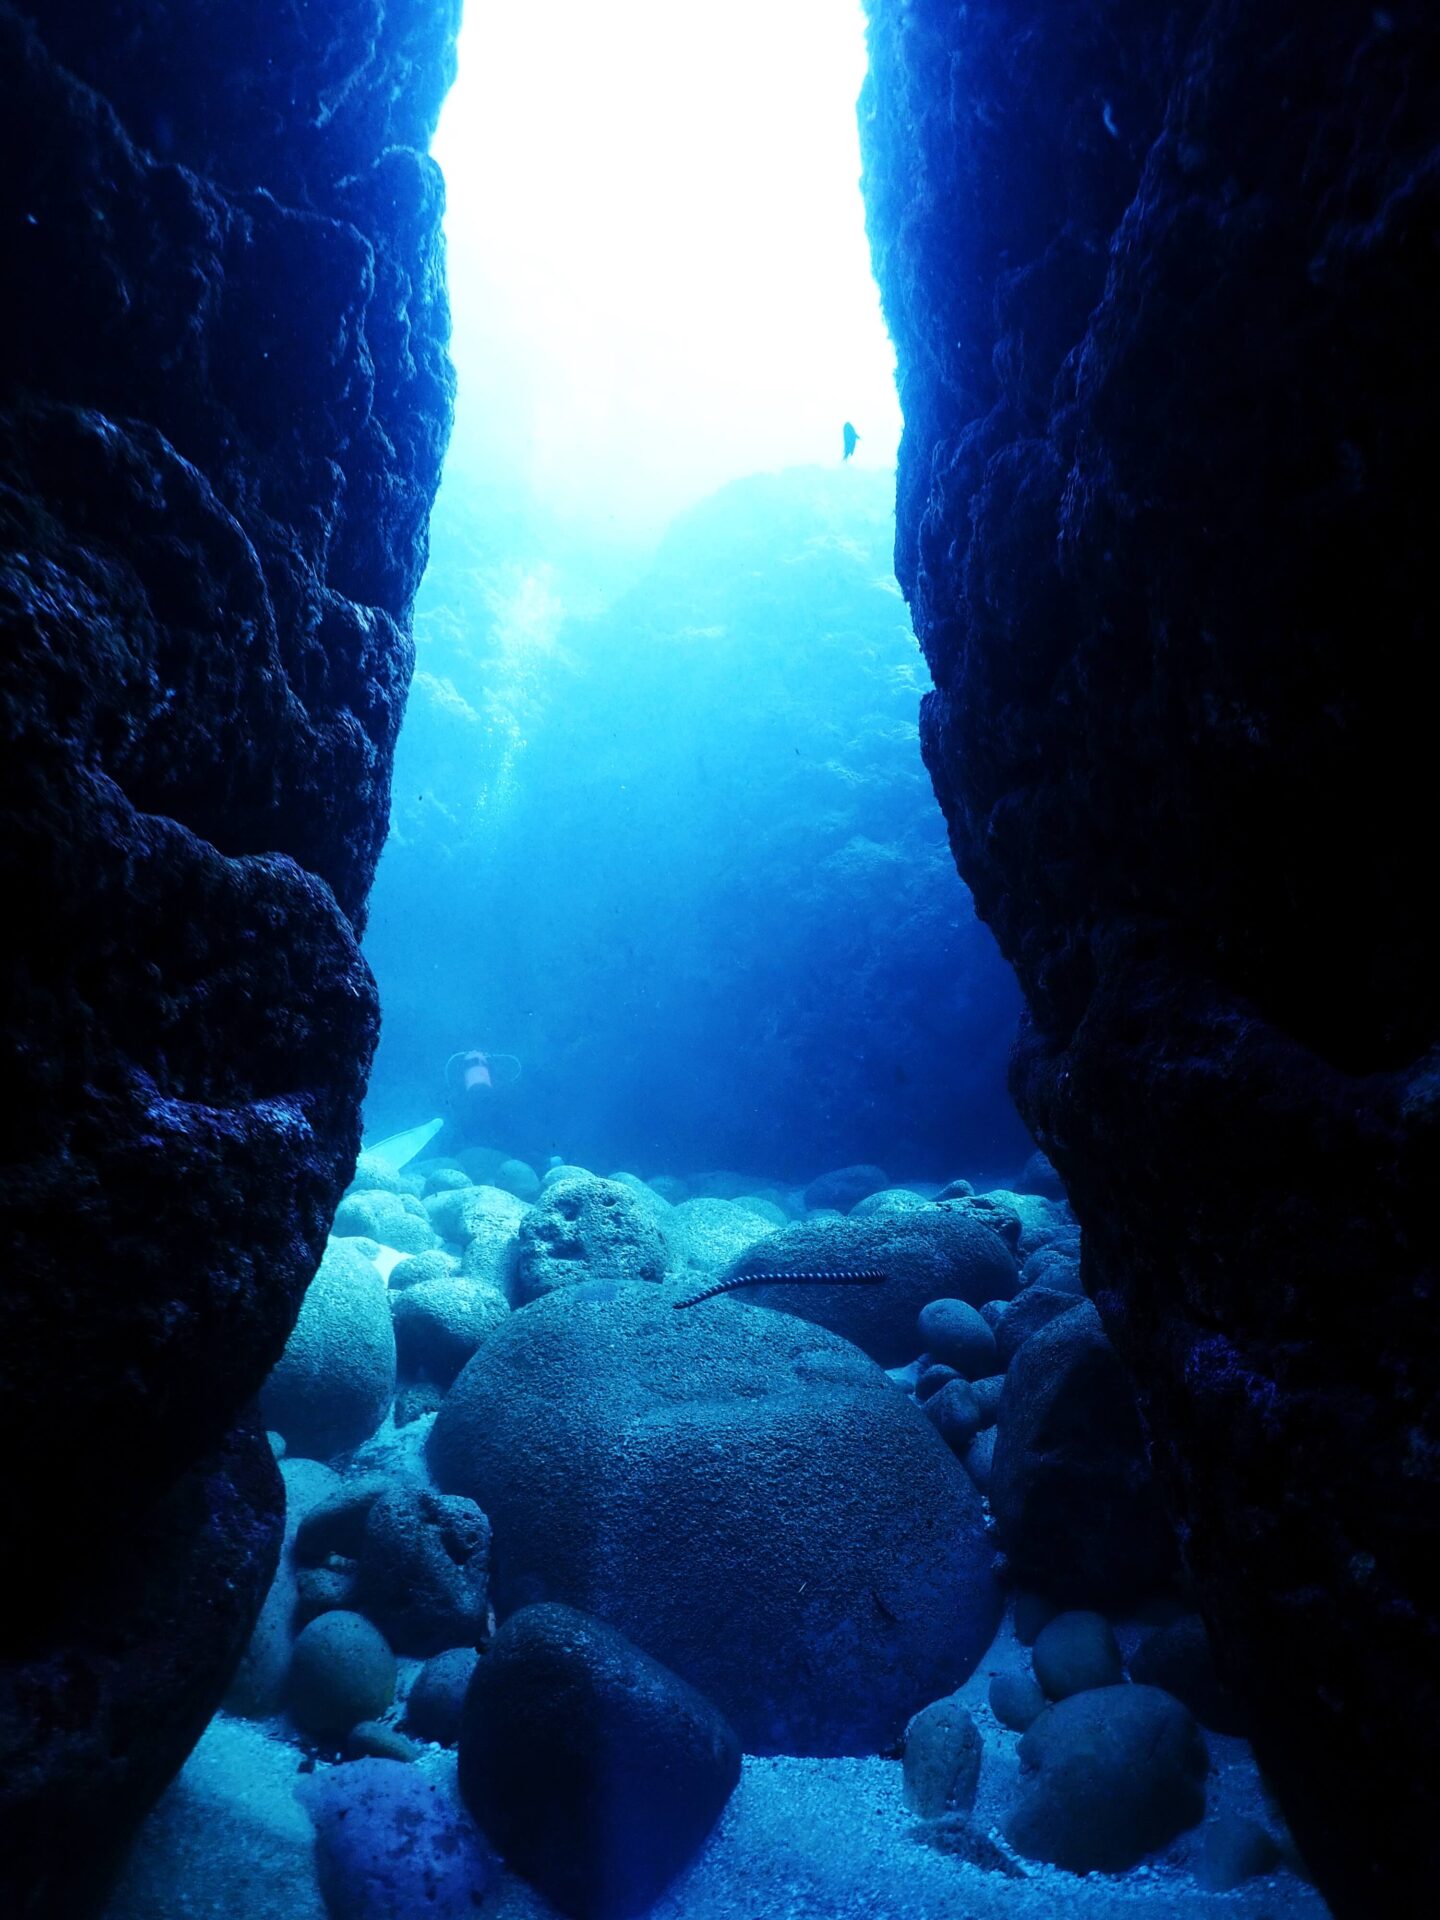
[360,0,1029,1182]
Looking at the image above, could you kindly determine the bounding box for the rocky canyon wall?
[860,3,1439,1912]
[0,2,458,1910]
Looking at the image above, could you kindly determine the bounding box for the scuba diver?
[842,421,860,461]
[443,1048,522,1147]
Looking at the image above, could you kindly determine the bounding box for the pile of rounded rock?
[105,1147,1319,1920]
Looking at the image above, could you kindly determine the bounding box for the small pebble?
[963,1427,996,1493]
[347,1720,421,1763]
[405,1646,481,1746]
[903,1694,983,1818]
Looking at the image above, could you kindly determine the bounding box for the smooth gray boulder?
[429,1284,1001,1753]
[259,1242,395,1459]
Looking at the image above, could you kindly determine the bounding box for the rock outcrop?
[0,2,457,1909]
[867,7,1440,1912]
[861,4,1440,1912]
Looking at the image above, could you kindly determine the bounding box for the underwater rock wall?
[860,3,1439,1913]
[0,1,457,1910]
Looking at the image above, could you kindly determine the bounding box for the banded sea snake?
[672,1269,888,1309]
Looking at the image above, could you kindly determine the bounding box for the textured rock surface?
[430,1284,1001,1754]
[861,4,1440,1910]
[0,1,457,1909]
[0,1422,281,1917]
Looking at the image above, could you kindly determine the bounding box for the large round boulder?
[514,1176,668,1302]
[662,1196,777,1277]
[717,1205,1020,1365]
[429,1284,1001,1753]
[458,1604,739,1920]
[260,1242,396,1459]
[1003,1684,1208,1872]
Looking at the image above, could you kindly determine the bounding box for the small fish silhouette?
[842,421,860,461]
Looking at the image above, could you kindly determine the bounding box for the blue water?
[361,460,1028,1187]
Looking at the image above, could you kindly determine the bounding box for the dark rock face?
[861,4,1440,1911]
[0,1,456,1909]
[458,1604,742,1920]
[990,1301,1177,1605]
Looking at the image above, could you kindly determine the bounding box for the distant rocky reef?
[0,1,457,1909]
[860,4,1439,1913]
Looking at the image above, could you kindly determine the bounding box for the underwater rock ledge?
[0,1,458,1911]
[860,3,1440,1914]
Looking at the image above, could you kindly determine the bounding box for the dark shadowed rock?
[924,1377,984,1454]
[861,3,1440,1906]
[356,1485,491,1658]
[990,1302,1177,1605]
[285,1611,396,1738]
[430,1283,1001,1754]
[1004,1685,1208,1872]
[1130,1612,1249,1736]
[0,1422,281,1914]
[406,1647,481,1747]
[0,0,456,1902]
[992,1286,1085,1369]
[1031,1610,1124,1700]
[989,1670,1047,1734]
[1197,1813,1284,1893]
[228,1456,344,1718]
[458,1604,740,1920]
